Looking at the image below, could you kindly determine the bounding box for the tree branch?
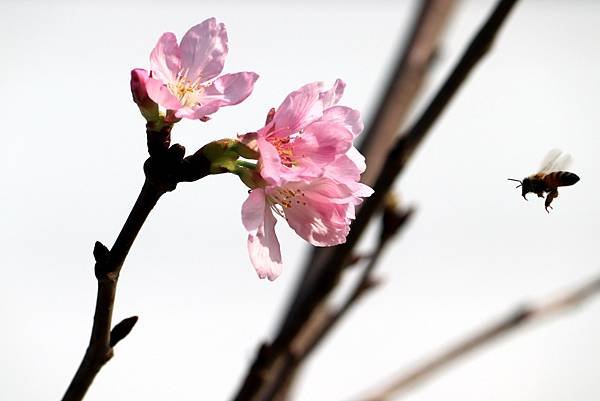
[304,204,415,359]
[62,125,213,401]
[258,202,414,401]
[62,179,164,401]
[232,1,519,400]
[282,0,457,340]
[357,273,600,401]
[276,0,520,359]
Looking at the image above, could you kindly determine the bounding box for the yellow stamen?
[167,70,205,108]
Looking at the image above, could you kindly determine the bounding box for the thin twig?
[62,126,213,401]
[357,273,600,401]
[231,1,519,400]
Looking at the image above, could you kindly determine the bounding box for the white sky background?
[1,0,600,400]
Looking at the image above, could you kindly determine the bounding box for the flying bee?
[508,149,580,213]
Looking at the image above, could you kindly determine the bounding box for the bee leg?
[545,189,559,213]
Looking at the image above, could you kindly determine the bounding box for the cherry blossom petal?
[180,18,228,82]
[351,182,374,198]
[320,79,345,108]
[242,188,266,232]
[149,32,181,83]
[173,107,198,120]
[284,198,350,247]
[275,179,355,246]
[145,77,182,110]
[272,83,324,135]
[257,136,284,185]
[324,155,360,183]
[205,72,259,104]
[322,106,363,137]
[344,146,367,173]
[323,147,367,185]
[185,72,259,119]
[299,121,353,160]
[242,189,283,280]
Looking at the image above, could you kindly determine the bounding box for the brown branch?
[232,1,519,400]
[304,204,415,359]
[359,0,457,186]
[61,125,212,401]
[260,202,414,401]
[276,0,520,357]
[282,0,457,341]
[357,273,600,401]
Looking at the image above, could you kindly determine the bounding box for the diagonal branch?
[277,0,521,364]
[61,126,213,401]
[62,180,163,401]
[303,203,415,360]
[282,0,457,336]
[257,201,414,401]
[356,272,600,401]
[232,1,520,400]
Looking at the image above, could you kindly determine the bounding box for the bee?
[508,149,580,213]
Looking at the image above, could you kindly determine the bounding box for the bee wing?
[539,149,572,173]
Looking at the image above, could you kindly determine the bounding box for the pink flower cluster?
[132,18,258,122]
[131,19,372,281]
[240,81,373,280]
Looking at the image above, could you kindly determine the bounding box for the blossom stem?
[236,160,258,170]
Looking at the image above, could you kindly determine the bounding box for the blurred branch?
[61,126,212,401]
[359,0,457,186]
[305,203,415,358]
[232,1,519,400]
[284,0,457,337]
[277,0,520,368]
[357,272,600,401]
[260,200,414,401]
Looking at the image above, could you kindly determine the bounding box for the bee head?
[520,177,532,200]
[508,177,530,200]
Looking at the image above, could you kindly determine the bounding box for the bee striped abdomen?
[544,171,580,187]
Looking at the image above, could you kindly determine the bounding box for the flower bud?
[130,68,159,122]
[200,139,241,174]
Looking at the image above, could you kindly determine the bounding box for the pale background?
[1,0,599,400]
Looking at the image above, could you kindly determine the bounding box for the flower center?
[268,129,304,168]
[167,70,204,108]
[270,137,294,167]
[267,187,307,217]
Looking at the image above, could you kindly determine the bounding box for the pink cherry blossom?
[239,80,372,280]
[138,18,258,121]
[241,177,373,281]
[245,80,364,186]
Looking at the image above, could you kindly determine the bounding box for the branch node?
[168,143,186,162]
[110,316,139,347]
[93,241,116,279]
[93,241,109,264]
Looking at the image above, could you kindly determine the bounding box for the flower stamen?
[167,70,205,108]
